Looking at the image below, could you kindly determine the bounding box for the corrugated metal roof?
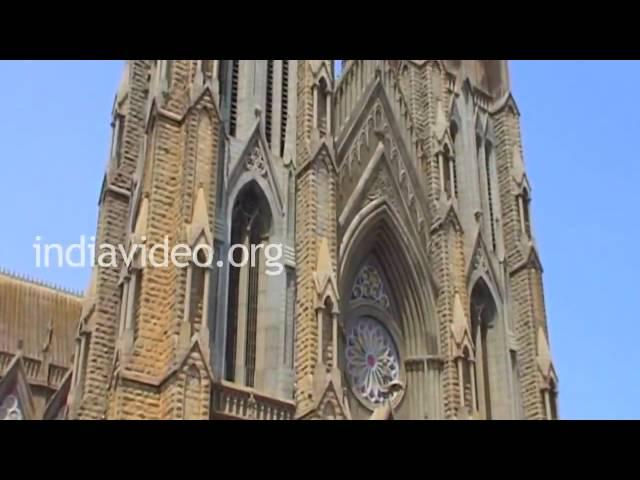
[0,271,82,369]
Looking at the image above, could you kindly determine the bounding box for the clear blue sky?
[0,60,636,419]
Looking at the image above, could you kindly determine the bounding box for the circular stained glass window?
[345,317,400,406]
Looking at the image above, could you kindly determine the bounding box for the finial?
[42,319,54,353]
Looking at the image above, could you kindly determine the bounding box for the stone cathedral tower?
[0,60,557,420]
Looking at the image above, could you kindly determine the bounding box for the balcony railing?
[211,380,295,420]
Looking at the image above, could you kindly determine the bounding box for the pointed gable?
[186,83,222,123]
[228,119,284,215]
[171,335,215,385]
[312,376,351,420]
[0,355,35,420]
[311,61,333,88]
[512,240,544,274]
[451,293,472,355]
[466,227,501,300]
[313,237,339,309]
[186,187,213,248]
[536,327,557,385]
[336,89,432,245]
[492,91,520,116]
[42,370,71,420]
[512,145,526,184]
[297,137,337,177]
[431,200,464,234]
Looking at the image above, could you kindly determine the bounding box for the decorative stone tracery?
[351,263,391,311]
[245,147,268,177]
[0,395,23,420]
[345,317,400,406]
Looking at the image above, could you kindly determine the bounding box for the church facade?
[0,60,558,420]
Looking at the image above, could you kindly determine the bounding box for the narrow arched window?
[117,281,127,338]
[441,122,459,199]
[132,269,143,343]
[441,142,457,200]
[188,252,207,337]
[225,183,272,388]
[284,266,295,371]
[316,77,328,136]
[111,113,126,168]
[321,298,334,367]
[518,187,531,238]
[470,280,498,419]
[461,346,476,413]
[183,365,201,420]
[546,378,559,420]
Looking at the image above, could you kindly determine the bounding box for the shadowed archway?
[339,200,438,419]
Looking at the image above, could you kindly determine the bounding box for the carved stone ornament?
[366,169,393,204]
[0,395,23,420]
[472,246,488,274]
[351,264,391,311]
[245,147,268,177]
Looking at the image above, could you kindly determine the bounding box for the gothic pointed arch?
[467,229,502,303]
[186,80,223,122]
[311,61,333,87]
[314,379,350,420]
[338,122,432,254]
[469,277,509,419]
[223,180,273,389]
[460,77,474,105]
[227,120,284,218]
[450,100,462,133]
[0,355,34,420]
[341,200,437,350]
[340,199,438,419]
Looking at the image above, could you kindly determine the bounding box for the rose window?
[0,395,23,420]
[346,317,400,406]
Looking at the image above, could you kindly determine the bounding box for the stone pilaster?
[73,60,150,420]
[493,99,548,419]
[293,60,342,417]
